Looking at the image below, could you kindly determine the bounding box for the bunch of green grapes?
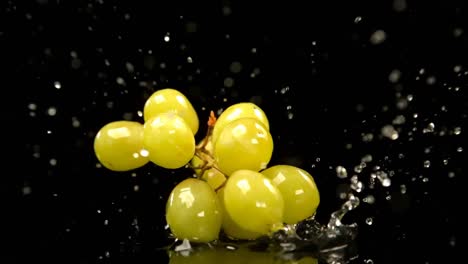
[93,88,320,243]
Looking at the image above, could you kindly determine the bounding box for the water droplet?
[222,6,232,16]
[400,184,407,194]
[361,154,373,163]
[453,127,461,135]
[449,236,456,247]
[393,115,406,125]
[423,122,435,133]
[382,125,399,140]
[374,171,391,187]
[229,61,242,73]
[393,0,407,12]
[448,172,455,178]
[123,62,135,73]
[354,16,362,23]
[424,147,432,154]
[280,86,290,94]
[175,239,192,252]
[426,76,436,85]
[370,30,387,44]
[287,112,294,119]
[423,160,431,168]
[224,77,234,88]
[454,65,462,73]
[28,103,37,111]
[250,68,261,78]
[362,133,374,142]
[457,147,463,152]
[164,35,170,42]
[453,28,463,37]
[363,195,375,204]
[354,164,363,173]
[133,185,139,192]
[54,81,61,89]
[22,186,32,195]
[422,177,429,182]
[336,166,348,179]
[47,107,57,116]
[104,219,109,225]
[116,77,126,85]
[350,175,364,192]
[71,117,80,127]
[389,69,401,83]
[49,159,57,166]
[365,217,373,225]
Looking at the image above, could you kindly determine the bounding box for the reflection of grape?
[168,246,318,264]
[217,187,263,240]
[93,121,149,171]
[143,113,195,169]
[168,249,218,264]
[223,170,284,235]
[261,165,320,224]
[214,118,273,176]
[212,102,269,144]
[166,178,222,243]
[143,88,199,134]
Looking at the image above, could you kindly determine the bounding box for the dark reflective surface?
[8,1,464,263]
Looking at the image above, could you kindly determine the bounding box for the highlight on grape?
[93,88,320,242]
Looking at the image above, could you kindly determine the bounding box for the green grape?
[261,165,320,224]
[212,102,269,144]
[93,121,149,171]
[143,88,199,134]
[166,178,222,243]
[143,113,195,169]
[217,187,263,240]
[223,170,284,235]
[214,118,273,176]
[191,139,226,190]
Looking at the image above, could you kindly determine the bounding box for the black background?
[4,0,464,263]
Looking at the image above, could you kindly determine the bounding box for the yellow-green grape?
[190,139,226,190]
[261,165,320,224]
[166,178,222,243]
[143,113,195,169]
[93,121,149,171]
[143,88,199,134]
[223,170,284,234]
[217,188,263,240]
[212,102,269,144]
[214,118,273,176]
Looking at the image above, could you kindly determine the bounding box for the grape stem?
[191,111,229,188]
